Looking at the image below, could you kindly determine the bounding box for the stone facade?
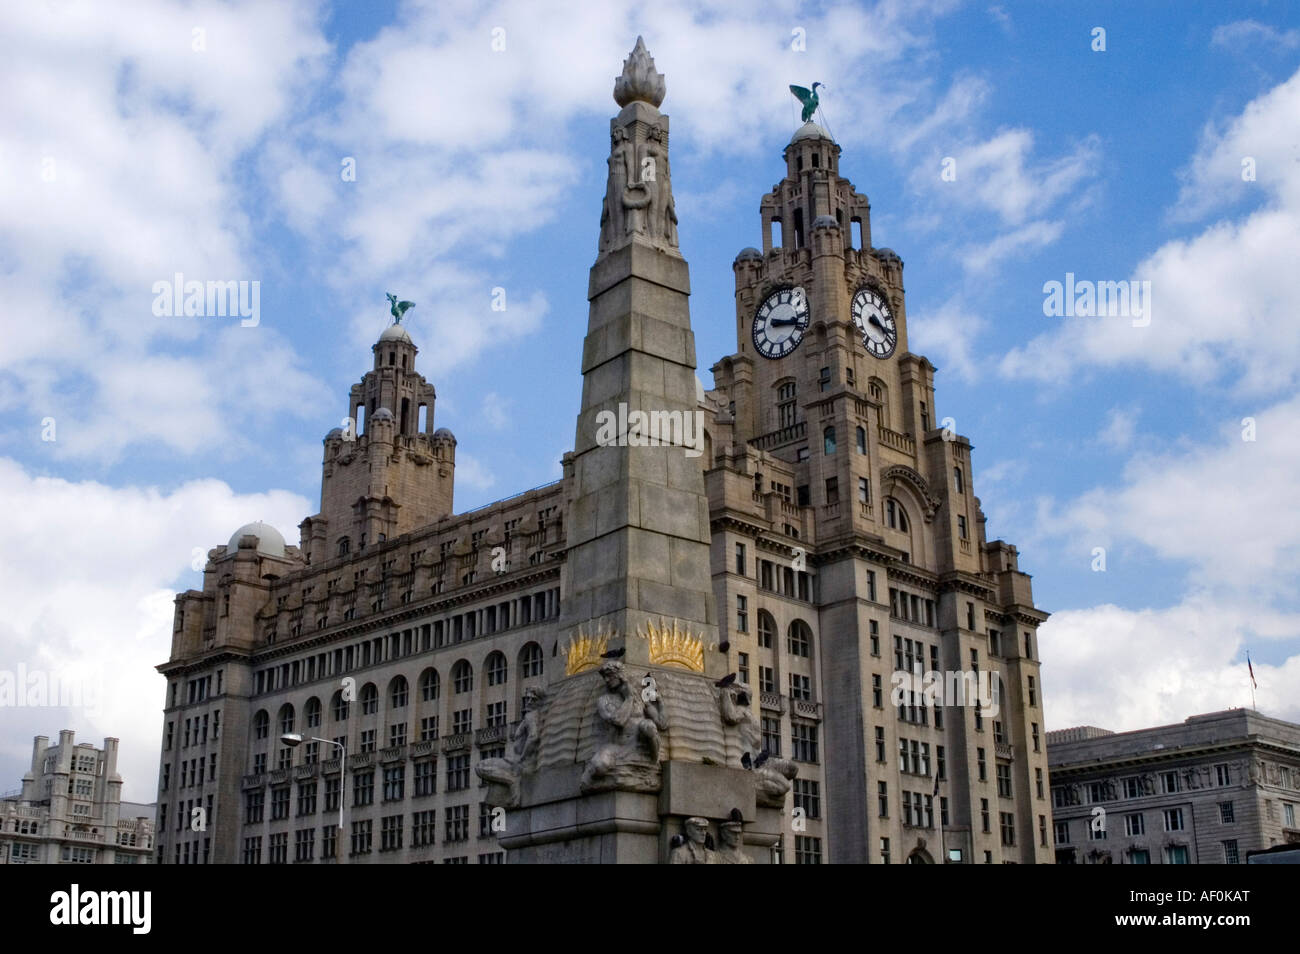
[1,730,154,864]
[1047,709,1300,864]
[153,40,1052,864]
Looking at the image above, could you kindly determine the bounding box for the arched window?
[885,497,910,532]
[856,426,866,454]
[787,619,813,658]
[520,642,544,678]
[389,675,409,709]
[824,426,836,455]
[304,697,321,730]
[486,651,508,686]
[253,710,269,741]
[419,668,440,702]
[360,682,378,715]
[452,660,474,694]
[337,536,350,557]
[278,704,294,735]
[757,610,777,649]
[331,691,349,722]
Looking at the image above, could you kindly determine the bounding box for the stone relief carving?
[718,681,798,807]
[580,660,669,792]
[669,816,715,864]
[475,686,546,808]
[598,120,679,255]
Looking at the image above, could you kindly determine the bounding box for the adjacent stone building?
[0,730,155,864]
[154,39,1052,864]
[1047,709,1300,864]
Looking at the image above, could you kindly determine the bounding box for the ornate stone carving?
[613,36,665,108]
[475,686,546,808]
[669,816,715,864]
[580,660,669,792]
[563,625,615,676]
[716,808,751,864]
[638,618,704,672]
[718,681,798,807]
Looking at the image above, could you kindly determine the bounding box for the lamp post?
[281,733,346,854]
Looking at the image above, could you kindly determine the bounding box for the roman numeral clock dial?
[752,286,810,359]
[853,287,897,359]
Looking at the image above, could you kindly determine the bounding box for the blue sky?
[2,0,1298,800]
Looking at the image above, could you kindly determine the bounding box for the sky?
[1,0,1298,802]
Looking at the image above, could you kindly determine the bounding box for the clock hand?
[770,317,800,326]
[868,315,887,332]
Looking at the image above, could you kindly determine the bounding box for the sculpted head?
[521,686,545,713]
[598,660,627,689]
[684,817,709,845]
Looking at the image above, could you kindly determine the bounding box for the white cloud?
[1003,67,1300,396]
[0,457,311,801]
[1097,406,1138,450]
[480,392,512,431]
[907,298,987,382]
[452,453,497,494]
[1041,601,1300,732]
[960,218,1063,273]
[1210,20,1300,53]
[0,0,332,459]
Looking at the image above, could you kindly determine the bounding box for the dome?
[875,247,902,263]
[790,120,832,143]
[812,215,839,230]
[378,323,412,343]
[325,426,343,440]
[371,407,395,422]
[226,521,286,558]
[433,427,456,442]
[735,247,762,262]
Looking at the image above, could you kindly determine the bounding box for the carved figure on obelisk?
[640,124,677,249]
[716,808,752,864]
[475,686,546,807]
[599,126,635,252]
[718,682,798,806]
[669,816,716,864]
[580,660,669,792]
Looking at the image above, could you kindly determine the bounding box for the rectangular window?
[447,754,471,792]
[353,770,374,807]
[794,835,822,864]
[1163,808,1184,832]
[791,722,819,763]
[383,765,405,802]
[380,814,404,851]
[1125,813,1145,837]
[793,779,821,819]
[1219,801,1234,824]
[445,804,470,842]
[875,726,886,763]
[878,781,889,817]
[412,809,436,847]
[1054,821,1070,844]
[1216,763,1231,786]
[735,543,746,575]
[1223,840,1239,864]
[1160,771,1180,795]
[1000,812,1016,846]
[349,819,372,855]
[736,595,748,633]
[981,799,990,833]
[977,748,986,781]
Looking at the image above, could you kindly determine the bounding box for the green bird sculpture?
[386,293,415,323]
[789,82,823,123]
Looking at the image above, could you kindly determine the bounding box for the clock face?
[853,287,897,359]
[752,287,810,359]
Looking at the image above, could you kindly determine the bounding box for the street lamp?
[281,733,347,836]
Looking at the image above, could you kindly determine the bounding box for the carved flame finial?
[614,36,666,108]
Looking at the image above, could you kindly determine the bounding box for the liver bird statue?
[789,82,823,123]
[386,292,415,323]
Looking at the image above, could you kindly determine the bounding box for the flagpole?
[934,774,944,863]
[1248,650,1258,712]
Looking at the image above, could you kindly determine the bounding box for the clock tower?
[708,118,1052,864]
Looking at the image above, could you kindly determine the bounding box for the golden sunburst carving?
[638,618,705,672]
[563,626,615,676]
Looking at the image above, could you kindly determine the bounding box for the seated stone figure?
[476,686,545,807]
[718,682,798,807]
[580,660,668,792]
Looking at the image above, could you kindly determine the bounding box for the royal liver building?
[155,39,1051,865]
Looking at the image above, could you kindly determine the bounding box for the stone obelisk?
[558,36,721,670]
[485,39,785,863]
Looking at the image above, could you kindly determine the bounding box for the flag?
[1248,651,1258,689]
[932,772,940,797]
